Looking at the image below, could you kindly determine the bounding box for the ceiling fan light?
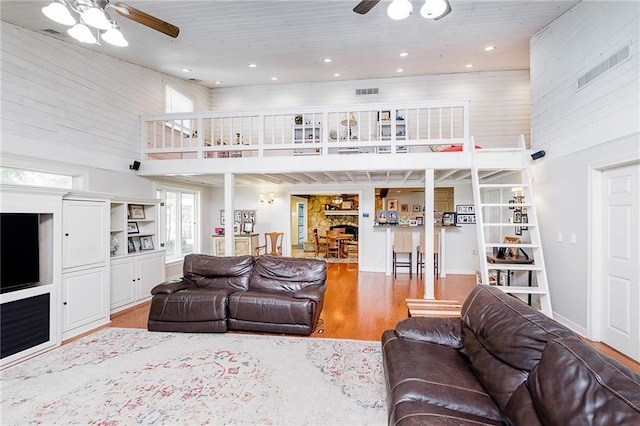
[387,0,413,20]
[42,1,76,26]
[101,24,128,47]
[67,23,97,44]
[81,6,111,30]
[420,0,451,20]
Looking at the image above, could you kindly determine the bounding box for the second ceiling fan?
[353,0,452,20]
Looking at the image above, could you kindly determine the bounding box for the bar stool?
[393,233,412,278]
[417,232,439,277]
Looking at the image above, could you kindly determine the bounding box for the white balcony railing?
[141,100,470,161]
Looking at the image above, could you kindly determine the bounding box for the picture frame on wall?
[387,199,398,211]
[220,210,225,225]
[515,226,523,236]
[128,204,145,219]
[378,110,391,121]
[400,203,408,212]
[416,216,423,225]
[388,210,398,224]
[413,205,421,212]
[521,214,528,230]
[376,210,388,224]
[456,205,475,214]
[442,212,457,226]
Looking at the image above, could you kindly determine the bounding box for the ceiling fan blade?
[112,2,180,38]
[353,0,381,15]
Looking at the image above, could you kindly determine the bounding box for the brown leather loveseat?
[382,285,640,425]
[147,254,327,336]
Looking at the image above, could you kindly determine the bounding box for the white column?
[424,169,435,299]
[224,173,235,255]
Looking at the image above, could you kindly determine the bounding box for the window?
[0,166,74,190]
[165,84,194,134]
[156,186,200,262]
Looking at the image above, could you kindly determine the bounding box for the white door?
[601,163,640,361]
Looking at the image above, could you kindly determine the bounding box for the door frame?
[587,153,640,342]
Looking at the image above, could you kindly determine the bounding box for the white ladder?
[470,135,553,317]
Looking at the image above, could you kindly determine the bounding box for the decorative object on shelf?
[127,237,136,253]
[294,114,303,125]
[521,214,529,230]
[332,194,343,206]
[128,204,145,219]
[260,193,275,205]
[442,212,457,226]
[341,113,357,140]
[377,210,388,224]
[413,205,421,212]
[329,129,338,140]
[127,222,139,234]
[416,216,424,225]
[388,210,398,224]
[140,236,154,250]
[110,235,119,255]
[378,110,391,121]
[387,199,398,211]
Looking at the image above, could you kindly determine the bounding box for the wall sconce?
[260,192,275,205]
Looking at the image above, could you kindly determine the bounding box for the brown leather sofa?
[382,285,640,425]
[147,254,327,336]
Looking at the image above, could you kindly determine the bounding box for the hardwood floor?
[107,263,640,372]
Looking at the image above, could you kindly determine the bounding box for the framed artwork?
[413,205,421,212]
[127,222,139,234]
[388,210,398,224]
[387,199,398,211]
[521,214,528,230]
[514,211,522,223]
[140,236,154,250]
[220,210,225,225]
[457,214,476,224]
[508,200,516,210]
[409,219,418,227]
[376,210,388,224]
[456,205,475,214]
[234,210,242,224]
[128,204,145,219]
[442,212,457,226]
[400,203,409,212]
[378,110,391,121]
[416,216,423,225]
[127,237,136,253]
[515,226,523,236]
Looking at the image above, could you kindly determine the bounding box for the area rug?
[1,328,386,425]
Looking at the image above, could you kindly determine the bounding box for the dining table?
[329,233,354,258]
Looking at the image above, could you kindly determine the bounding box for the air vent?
[577,43,631,90]
[355,88,379,96]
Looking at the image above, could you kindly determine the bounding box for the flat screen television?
[1,213,40,293]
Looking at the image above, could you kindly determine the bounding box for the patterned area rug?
[1,329,386,425]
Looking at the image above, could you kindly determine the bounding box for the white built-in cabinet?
[61,196,110,341]
[212,234,259,256]
[109,198,165,313]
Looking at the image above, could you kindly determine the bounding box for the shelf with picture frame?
[110,197,163,258]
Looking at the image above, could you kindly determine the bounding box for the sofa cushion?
[525,338,640,426]
[391,400,503,426]
[501,381,542,426]
[395,317,463,348]
[250,256,327,292]
[148,288,232,323]
[461,285,578,408]
[382,330,502,422]
[183,254,253,291]
[228,290,315,325]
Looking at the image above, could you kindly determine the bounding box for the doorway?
[590,160,640,362]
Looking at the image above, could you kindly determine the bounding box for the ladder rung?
[484,243,538,248]
[483,223,536,227]
[495,286,548,295]
[487,264,543,271]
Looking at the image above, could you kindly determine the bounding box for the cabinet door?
[110,258,136,310]
[63,200,107,269]
[137,253,166,300]
[62,266,108,332]
[235,238,249,255]
[214,238,225,256]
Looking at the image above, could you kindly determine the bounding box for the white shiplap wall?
[210,70,532,148]
[1,22,210,173]
[530,2,640,331]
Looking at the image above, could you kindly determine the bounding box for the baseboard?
[552,311,587,337]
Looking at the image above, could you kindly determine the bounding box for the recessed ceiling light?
[400,52,409,57]
[484,46,496,51]
[396,68,404,73]
[248,63,257,68]
[465,64,474,68]
[323,58,333,63]
[181,68,191,73]
[333,73,341,77]
[271,77,278,81]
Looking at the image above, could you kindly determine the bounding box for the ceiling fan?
[42,0,179,47]
[353,0,452,21]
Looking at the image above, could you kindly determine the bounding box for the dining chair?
[313,228,327,257]
[255,232,283,256]
[325,230,341,258]
[393,232,412,278]
[417,232,440,277]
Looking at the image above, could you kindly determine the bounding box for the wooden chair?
[313,228,327,257]
[393,232,413,278]
[325,230,341,258]
[255,232,283,256]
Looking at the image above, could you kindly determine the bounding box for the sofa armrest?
[150,278,195,295]
[293,284,327,302]
[395,317,463,348]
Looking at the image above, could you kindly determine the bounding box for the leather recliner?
[147,254,327,336]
